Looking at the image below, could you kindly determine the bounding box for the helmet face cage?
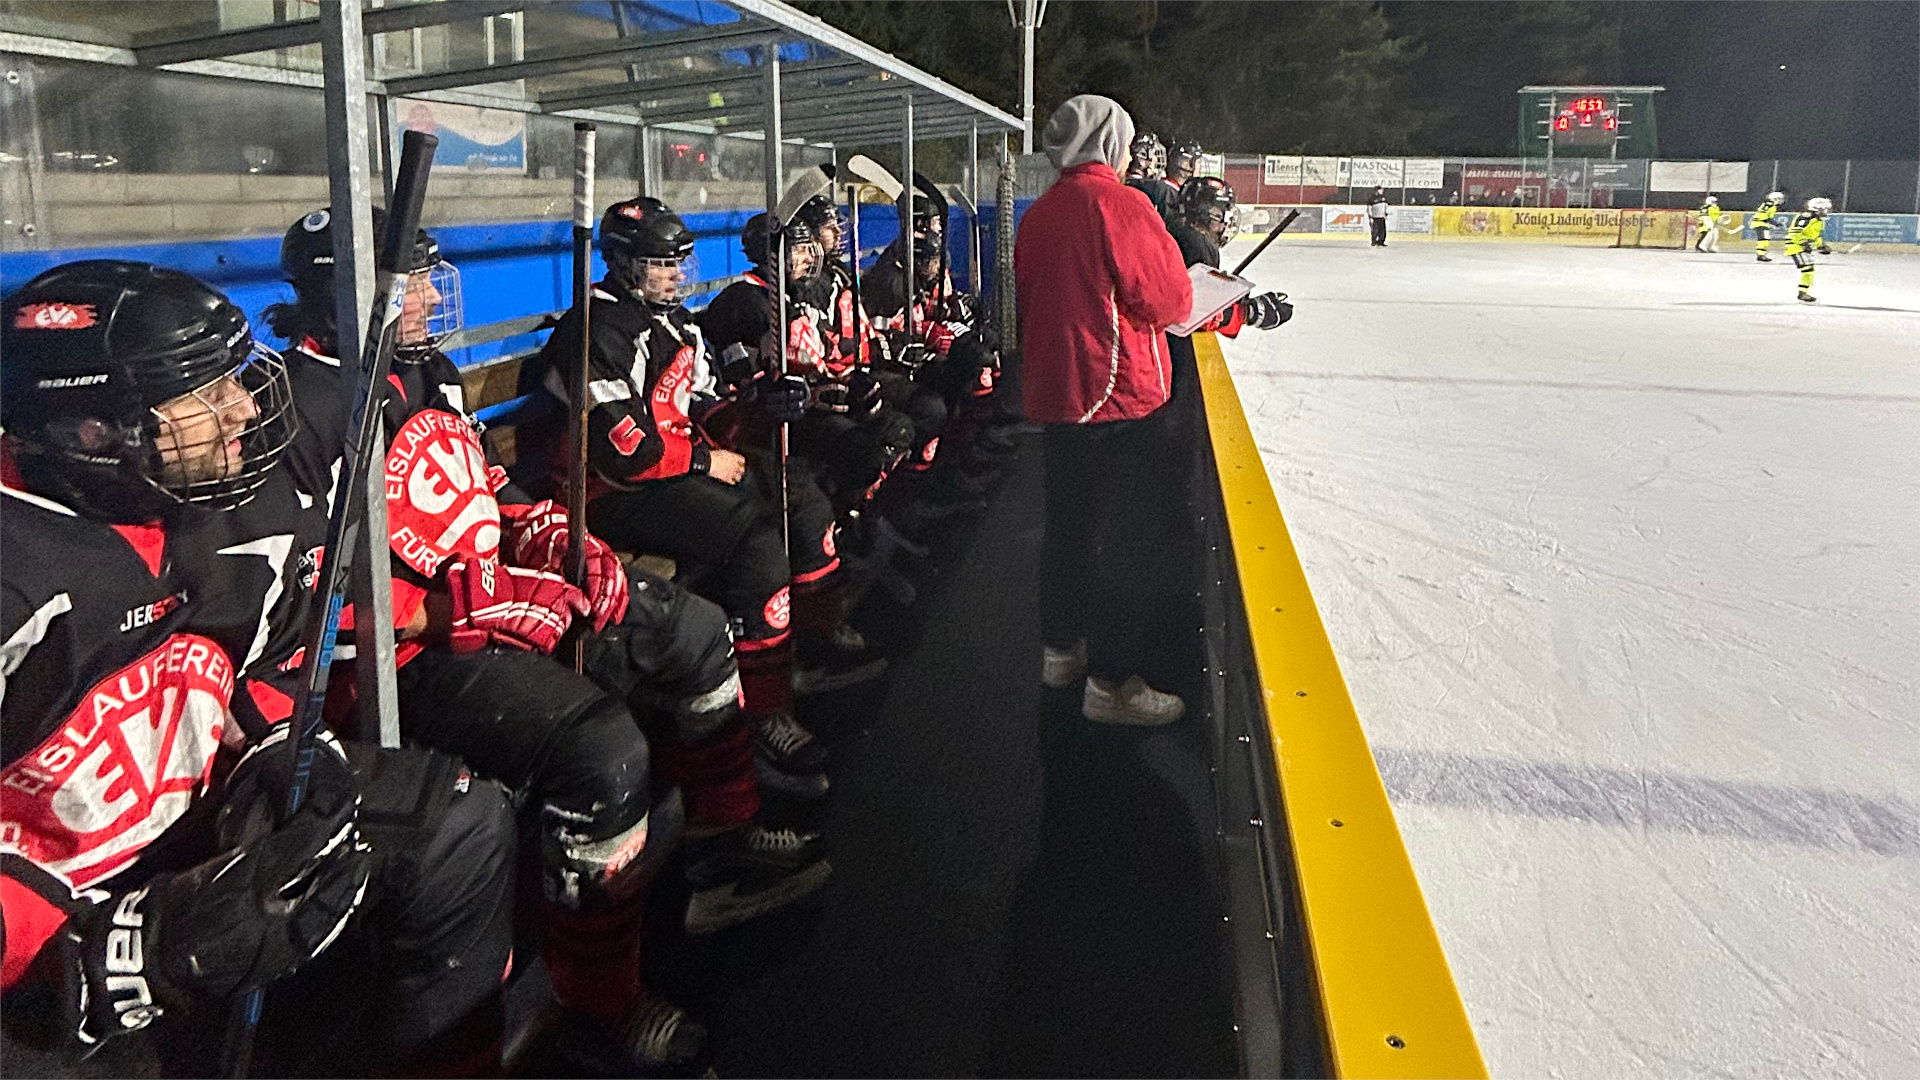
[1807,197,1832,215]
[798,199,848,254]
[630,251,701,309]
[143,341,298,511]
[422,258,463,343]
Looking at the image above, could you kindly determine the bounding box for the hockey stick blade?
[947,183,977,218]
[774,165,833,227]
[844,154,903,202]
[1231,209,1301,277]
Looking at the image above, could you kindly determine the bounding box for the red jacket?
[1015,162,1193,424]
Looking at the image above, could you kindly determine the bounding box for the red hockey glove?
[505,500,630,632]
[446,556,589,654]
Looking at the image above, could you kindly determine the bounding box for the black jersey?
[697,271,832,382]
[1169,219,1221,269]
[1,474,237,896]
[1129,175,1177,222]
[519,283,716,490]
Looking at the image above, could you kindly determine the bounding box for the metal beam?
[630,80,979,130]
[535,58,865,113]
[135,0,527,68]
[384,21,777,97]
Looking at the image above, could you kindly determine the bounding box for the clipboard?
[1168,263,1253,337]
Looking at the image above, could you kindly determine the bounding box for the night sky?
[1617,1,1919,160]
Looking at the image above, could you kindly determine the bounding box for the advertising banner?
[1350,157,1404,187]
[1389,206,1434,234]
[1650,161,1750,193]
[1263,155,1299,185]
[1323,205,1369,234]
[398,99,526,173]
[1403,158,1446,188]
[1305,157,1344,186]
[1589,160,1647,190]
[1195,153,1226,179]
[1825,214,1919,245]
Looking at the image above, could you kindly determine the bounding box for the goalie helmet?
[1176,175,1239,245]
[2,260,297,520]
[600,197,698,311]
[1767,190,1785,203]
[1806,196,1833,215]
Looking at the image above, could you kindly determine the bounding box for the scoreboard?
[1551,96,1619,147]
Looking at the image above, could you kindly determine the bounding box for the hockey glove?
[446,556,589,654]
[64,726,367,1046]
[737,370,811,423]
[505,500,631,632]
[1240,292,1294,330]
[811,369,883,417]
[1817,244,1832,255]
[892,340,935,372]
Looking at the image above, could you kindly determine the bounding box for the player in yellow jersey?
[1785,196,1833,303]
[1750,190,1785,262]
[1692,195,1722,252]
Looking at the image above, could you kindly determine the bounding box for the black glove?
[717,341,760,389]
[64,728,368,1046]
[811,369,882,417]
[1817,244,1832,255]
[740,371,810,423]
[1240,291,1294,331]
[893,341,935,372]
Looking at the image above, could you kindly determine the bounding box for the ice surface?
[1217,238,1920,1078]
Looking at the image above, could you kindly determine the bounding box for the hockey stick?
[564,122,595,673]
[224,129,439,1079]
[845,154,903,202]
[1231,208,1301,277]
[764,169,829,561]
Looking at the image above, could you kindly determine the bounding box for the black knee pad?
[536,697,668,909]
[584,571,739,743]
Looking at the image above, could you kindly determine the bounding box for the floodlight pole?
[902,92,916,341]
[1011,0,1047,155]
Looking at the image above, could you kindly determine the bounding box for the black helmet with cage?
[268,206,462,358]
[1176,175,1239,245]
[741,212,821,282]
[1129,131,1165,178]
[2,259,297,520]
[1166,140,1203,181]
[600,197,697,311]
[795,195,847,255]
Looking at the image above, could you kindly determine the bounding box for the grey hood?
[1043,94,1136,173]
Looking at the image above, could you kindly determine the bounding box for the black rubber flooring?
[645,433,1238,1078]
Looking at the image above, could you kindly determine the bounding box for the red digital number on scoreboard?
[1570,96,1608,113]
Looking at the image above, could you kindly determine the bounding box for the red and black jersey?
[803,262,873,378]
[1,467,239,985]
[698,272,834,382]
[521,284,717,491]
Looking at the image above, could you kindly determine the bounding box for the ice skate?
[1082,675,1186,726]
[1798,290,1817,303]
[684,825,833,934]
[794,621,889,696]
[513,993,709,1077]
[752,710,829,797]
[1756,254,1773,262]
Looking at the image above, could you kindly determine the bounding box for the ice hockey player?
[1693,195,1723,253]
[1785,196,1834,303]
[269,209,828,1068]
[0,260,518,1075]
[1166,176,1294,337]
[1751,190,1786,262]
[1125,131,1174,219]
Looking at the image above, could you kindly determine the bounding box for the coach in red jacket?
[1016,94,1194,727]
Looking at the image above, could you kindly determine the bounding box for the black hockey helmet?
[280,206,441,284]
[904,191,944,260]
[1129,131,1165,177]
[795,195,847,254]
[741,212,820,273]
[1166,140,1203,179]
[1176,175,1239,244]
[277,206,461,356]
[600,197,697,309]
[2,260,297,520]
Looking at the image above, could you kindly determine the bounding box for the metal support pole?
[1544,93,1556,208]
[322,0,400,748]
[641,124,659,198]
[902,92,916,340]
[1840,158,1851,212]
[764,47,790,555]
[1771,158,1780,195]
[374,93,395,204]
[1021,1,1036,155]
[968,119,982,296]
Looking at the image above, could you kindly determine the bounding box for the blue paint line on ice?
[1235,367,1920,405]
[1373,747,1920,858]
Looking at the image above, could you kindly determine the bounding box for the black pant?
[1370,216,1388,245]
[1039,408,1182,682]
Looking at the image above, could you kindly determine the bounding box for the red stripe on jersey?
[111,522,168,578]
[1,874,70,989]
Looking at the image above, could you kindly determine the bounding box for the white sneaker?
[1082,675,1186,726]
[1041,639,1089,688]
